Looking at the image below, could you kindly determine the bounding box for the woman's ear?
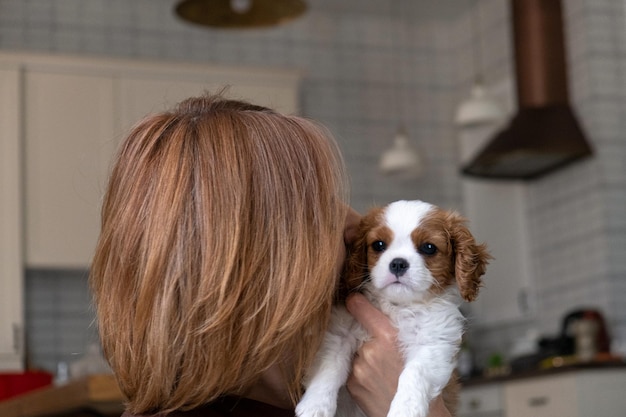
[447,212,492,302]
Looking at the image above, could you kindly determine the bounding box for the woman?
[90,93,450,417]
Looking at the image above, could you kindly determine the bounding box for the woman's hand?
[345,293,451,417]
[345,293,401,417]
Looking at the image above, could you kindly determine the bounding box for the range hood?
[462,0,593,180]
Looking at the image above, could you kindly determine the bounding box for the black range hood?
[462,0,593,180]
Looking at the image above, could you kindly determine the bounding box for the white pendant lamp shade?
[379,128,422,177]
[455,83,503,127]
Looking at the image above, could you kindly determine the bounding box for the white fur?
[296,200,465,417]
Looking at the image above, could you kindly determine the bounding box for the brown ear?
[446,212,492,302]
[336,208,382,302]
[336,227,368,303]
[343,237,368,291]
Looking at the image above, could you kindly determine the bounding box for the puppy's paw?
[387,391,429,417]
[295,409,335,417]
[295,404,335,417]
[296,392,337,417]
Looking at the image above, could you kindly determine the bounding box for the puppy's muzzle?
[389,257,409,277]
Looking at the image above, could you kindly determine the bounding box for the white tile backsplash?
[25,269,98,372]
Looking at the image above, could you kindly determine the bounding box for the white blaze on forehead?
[383,200,434,234]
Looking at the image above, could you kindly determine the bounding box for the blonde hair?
[90,94,349,413]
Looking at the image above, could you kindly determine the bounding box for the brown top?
[121,397,294,417]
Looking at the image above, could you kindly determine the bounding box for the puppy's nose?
[389,258,409,277]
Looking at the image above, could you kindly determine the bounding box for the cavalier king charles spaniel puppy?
[297,200,491,417]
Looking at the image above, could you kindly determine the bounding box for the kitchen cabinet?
[460,366,626,417]
[504,368,626,417]
[0,52,300,268]
[117,72,299,133]
[0,65,24,371]
[461,177,534,326]
[457,78,535,327]
[24,70,116,268]
[458,384,504,417]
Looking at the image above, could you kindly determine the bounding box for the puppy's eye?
[418,243,437,255]
[371,241,387,252]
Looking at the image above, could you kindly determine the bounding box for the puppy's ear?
[340,224,368,297]
[446,212,491,302]
[340,247,364,297]
[337,208,381,301]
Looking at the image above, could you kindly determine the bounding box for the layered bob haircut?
[90,93,349,413]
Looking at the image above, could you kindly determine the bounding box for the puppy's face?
[346,200,489,305]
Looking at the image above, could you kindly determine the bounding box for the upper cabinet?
[3,52,301,269]
[0,65,24,370]
[117,67,300,132]
[462,178,534,326]
[24,70,117,268]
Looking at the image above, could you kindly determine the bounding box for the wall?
[2,0,625,373]
[461,0,626,365]
[25,269,96,372]
[0,0,466,211]
[1,0,466,372]
[532,0,626,342]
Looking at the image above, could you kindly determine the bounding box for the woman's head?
[90,93,349,413]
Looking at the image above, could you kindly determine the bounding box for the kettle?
[560,309,611,356]
[539,309,610,358]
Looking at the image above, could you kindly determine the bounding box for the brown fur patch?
[413,208,457,296]
[339,207,386,297]
[419,208,491,302]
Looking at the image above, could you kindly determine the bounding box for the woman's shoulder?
[121,396,295,417]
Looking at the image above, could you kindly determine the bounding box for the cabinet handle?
[518,287,530,314]
[528,396,549,407]
[12,323,22,354]
[469,398,481,410]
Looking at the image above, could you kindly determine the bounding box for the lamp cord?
[471,0,484,85]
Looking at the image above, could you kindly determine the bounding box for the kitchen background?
[0,0,625,376]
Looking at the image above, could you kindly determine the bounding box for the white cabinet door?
[0,66,24,370]
[504,369,626,417]
[461,178,534,326]
[24,70,116,268]
[504,374,578,417]
[117,73,299,134]
[459,384,505,417]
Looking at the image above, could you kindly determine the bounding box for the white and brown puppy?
[296,200,490,417]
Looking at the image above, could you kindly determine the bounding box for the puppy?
[296,200,490,417]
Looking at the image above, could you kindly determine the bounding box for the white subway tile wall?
[468,0,626,363]
[25,269,98,372]
[528,0,626,339]
[3,0,625,371]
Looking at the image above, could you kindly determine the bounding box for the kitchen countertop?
[5,363,625,415]
[461,357,626,387]
[0,374,125,417]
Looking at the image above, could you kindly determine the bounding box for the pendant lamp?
[455,82,504,127]
[175,0,307,29]
[454,1,503,127]
[378,7,422,178]
[379,127,423,177]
